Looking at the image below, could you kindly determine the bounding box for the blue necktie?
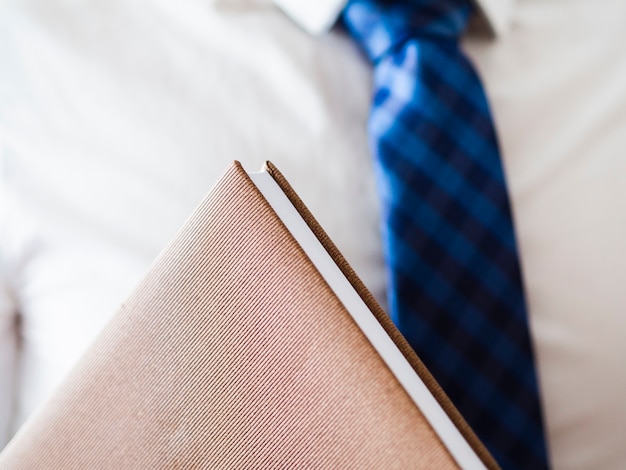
[342,1,549,468]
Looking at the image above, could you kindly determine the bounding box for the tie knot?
[343,0,473,63]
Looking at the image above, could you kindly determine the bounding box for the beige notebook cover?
[0,161,498,469]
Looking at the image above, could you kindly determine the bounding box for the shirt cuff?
[273,0,348,35]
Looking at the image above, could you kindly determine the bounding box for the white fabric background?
[0,0,625,468]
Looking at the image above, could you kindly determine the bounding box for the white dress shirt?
[1,0,625,468]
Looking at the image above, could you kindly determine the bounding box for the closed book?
[0,161,498,469]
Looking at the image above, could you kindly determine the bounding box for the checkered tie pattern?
[342,1,550,468]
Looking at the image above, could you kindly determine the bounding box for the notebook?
[0,161,498,469]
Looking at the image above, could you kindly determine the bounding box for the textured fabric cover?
[0,163,460,468]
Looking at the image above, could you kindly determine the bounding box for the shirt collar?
[273,0,514,37]
[475,0,514,37]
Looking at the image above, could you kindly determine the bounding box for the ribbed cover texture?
[0,162,457,468]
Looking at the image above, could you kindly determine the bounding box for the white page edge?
[249,169,486,470]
